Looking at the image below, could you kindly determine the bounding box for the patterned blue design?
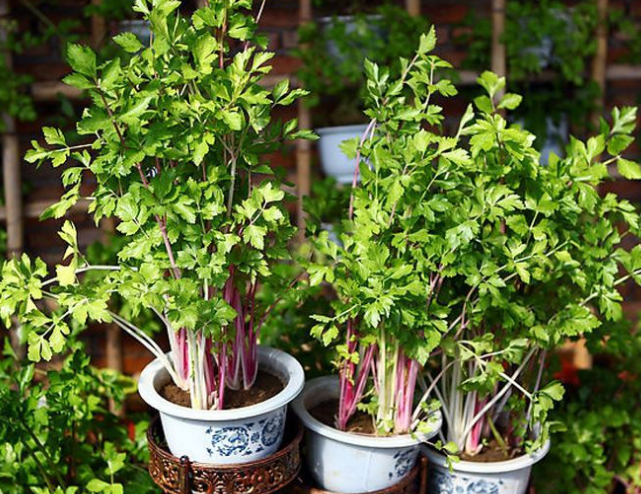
[429,470,454,494]
[466,480,499,494]
[261,411,284,447]
[210,426,250,457]
[204,409,287,459]
[389,449,417,480]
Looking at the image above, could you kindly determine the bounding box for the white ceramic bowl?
[138,346,304,464]
[293,376,442,493]
[422,441,551,494]
[316,124,369,184]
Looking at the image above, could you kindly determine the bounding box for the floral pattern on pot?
[429,470,503,494]
[388,448,418,480]
[205,409,286,458]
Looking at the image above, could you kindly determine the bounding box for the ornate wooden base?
[290,457,429,494]
[147,415,303,494]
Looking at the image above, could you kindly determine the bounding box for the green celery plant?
[307,28,456,436]
[1,0,312,411]
[415,78,641,457]
[309,29,641,454]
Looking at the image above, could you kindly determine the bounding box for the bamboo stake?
[0,0,23,258]
[491,0,506,98]
[90,0,106,49]
[296,0,313,238]
[405,0,420,17]
[591,0,608,128]
[1,0,24,358]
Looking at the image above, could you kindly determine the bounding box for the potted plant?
[454,0,598,156]
[412,73,641,492]
[1,0,314,465]
[85,0,151,47]
[295,4,431,184]
[293,29,458,493]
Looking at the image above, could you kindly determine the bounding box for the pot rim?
[316,14,383,24]
[421,440,551,474]
[292,376,442,449]
[138,346,305,421]
[315,124,370,135]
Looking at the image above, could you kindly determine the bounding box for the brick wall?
[5,0,641,375]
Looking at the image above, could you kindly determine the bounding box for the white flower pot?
[422,441,550,494]
[292,376,442,493]
[316,124,368,184]
[138,346,305,465]
[116,20,152,48]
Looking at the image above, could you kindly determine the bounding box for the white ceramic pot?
[138,346,305,465]
[117,20,151,46]
[422,441,550,494]
[316,124,368,184]
[292,376,442,493]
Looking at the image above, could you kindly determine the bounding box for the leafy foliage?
[3,0,313,410]
[308,28,641,455]
[0,339,157,494]
[536,325,641,494]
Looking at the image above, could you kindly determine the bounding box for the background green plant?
[0,339,158,494]
[0,1,79,131]
[455,0,599,145]
[535,322,641,494]
[296,4,431,126]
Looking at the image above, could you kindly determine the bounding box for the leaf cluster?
[10,0,313,361]
[0,340,158,494]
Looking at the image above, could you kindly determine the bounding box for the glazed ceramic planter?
[292,376,442,493]
[316,124,368,184]
[117,20,151,46]
[423,441,550,494]
[138,346,305,465]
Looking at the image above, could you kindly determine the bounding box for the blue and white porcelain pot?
[292,376,442,494]
[138,346,304,465]
[316,124,369,184]
[422,441,550,494]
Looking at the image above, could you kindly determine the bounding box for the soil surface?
[160,370,284,410]
[460,438,523,463]
[310,399,377,435]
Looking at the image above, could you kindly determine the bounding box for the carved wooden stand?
[289,457,428,494]
[147,415,303,494]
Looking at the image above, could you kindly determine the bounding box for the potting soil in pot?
[160,370,284,409]
[461,439,523,463]
[310,399,376,435]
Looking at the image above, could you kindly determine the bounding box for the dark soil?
[460,438,523,463]
[160,370,284,410]
[310,399,377,435]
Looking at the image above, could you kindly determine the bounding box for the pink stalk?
[394,353,419,434]
[168,327,190,389]
[337,320,376,431]
[242,282,259,389]
[221,267,260,391]
[203,336,217,408]
[465,397,487,455]
[216,342,227,410]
